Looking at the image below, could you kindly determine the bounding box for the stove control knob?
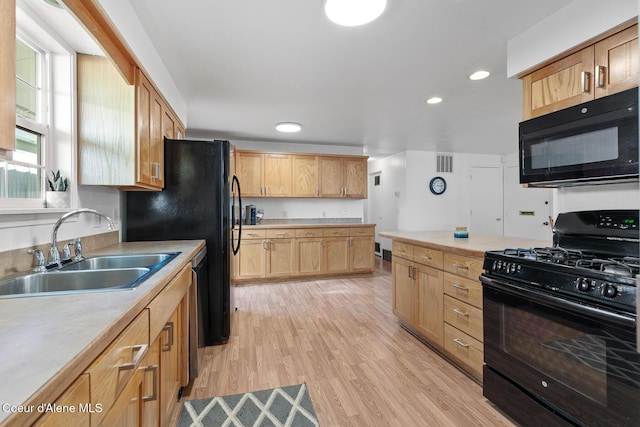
[602,283,618,298]
[576,278,593,292]
[508,263,518,275]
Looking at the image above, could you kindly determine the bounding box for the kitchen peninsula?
[0,240,204,427]
[379,230,550,381]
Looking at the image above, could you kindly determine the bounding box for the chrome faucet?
[50,209,115,266]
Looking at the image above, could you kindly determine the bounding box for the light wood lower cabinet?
[29,263,193,427]
[391,240,483,382]
[232,226,376,284]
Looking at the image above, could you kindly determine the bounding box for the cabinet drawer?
[443,273,483,308]
[148,265,191,341]
[444,323,483,380]
[323,227,349,237]
[413,246,443,269]
[392,241,414,261]
[295,228,323,238]
[349,227,374,236]
[243,229,267,239]
[266,229,295,239]
[444,295,483,341]
[86,309,150,426]
[443,253,484,280]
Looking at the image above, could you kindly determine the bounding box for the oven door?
[482,275,639,427]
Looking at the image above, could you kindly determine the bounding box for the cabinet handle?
[452,263,468,270]
[276,232,285,236]
[320,240,324,247]
[142,365,159,402]
[453,308,469,317]
[305,232,313,236]
[419,255,432,261]
[452,284,469,292]
[408,265,413,279]
[580,71,591,93]
[151,162,161,179]
[162,322,174,352]
[412,266,417,280]
[119,344,149,370]
[595,65,606,88]
[316,187,319,196]
[453,338,470,348]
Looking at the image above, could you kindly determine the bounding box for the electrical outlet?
[93,214,102,228]
[322,211,326,217]
[282,211,287,218]
[342,207,347,215]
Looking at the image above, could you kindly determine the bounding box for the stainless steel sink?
[0,268,151,298]
[61,253,178,271]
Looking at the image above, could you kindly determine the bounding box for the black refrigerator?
[123,139,241,346]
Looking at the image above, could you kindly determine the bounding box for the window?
[0,37,48,207]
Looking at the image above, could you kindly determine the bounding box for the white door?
[367,172,383,256]
[470,166,503,235]
[503,164,553,241]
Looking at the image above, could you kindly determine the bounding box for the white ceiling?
[31,0,574,158]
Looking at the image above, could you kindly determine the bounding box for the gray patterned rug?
[177,383,319,427]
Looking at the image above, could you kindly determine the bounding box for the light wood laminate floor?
[184,258,515,426]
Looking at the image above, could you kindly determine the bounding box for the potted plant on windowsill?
[45,170,70,208]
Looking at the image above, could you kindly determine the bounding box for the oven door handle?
[480,274,636,329]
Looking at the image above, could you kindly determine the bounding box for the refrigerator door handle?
[231,174,242,255]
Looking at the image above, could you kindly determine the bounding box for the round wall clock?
[429,176,447,195]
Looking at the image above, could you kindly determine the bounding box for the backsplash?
[258,217,363,225]
[0,231,119,276]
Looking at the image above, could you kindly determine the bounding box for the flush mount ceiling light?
[324,0,387,27]
[275,122,302,133]
[469,70,490,80]
[426,97,443,104]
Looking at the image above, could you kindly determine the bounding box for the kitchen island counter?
[378,230,551,258]
[0,239,205,426]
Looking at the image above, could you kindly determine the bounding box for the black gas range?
[484,214,639,315]
[481,210,639,427]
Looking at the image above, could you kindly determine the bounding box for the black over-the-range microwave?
[519,87,638,187]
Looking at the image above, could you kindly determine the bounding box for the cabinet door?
[263,153,292,196]
[521,47,594,120]
[237,151,263,197]
[149,92,164,188]
[160,310,180,426]
[343,157,367,198]
[594,24,638,98]
[323,237,350,274]
[349,235,374,272]
[392,256,414,325]
[266,239,295,277]
[35,374,91,427]
[236,239,266,278]
[162,108,175,139]
[136,70,153,186]
[318,156,344,197]
[296,238,323,275]
[415,265,444,347]
[0,0,15,152]
[141,339,160,427]
[292,155,318,197]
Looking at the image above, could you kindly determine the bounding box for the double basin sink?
[0,253,179,298]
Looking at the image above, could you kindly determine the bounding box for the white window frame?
[0,31,50,209]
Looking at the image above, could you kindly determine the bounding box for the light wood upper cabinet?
[522,22,638,120]
[237,151,263,197]
[0,0,16,153]
[292,155,319,197]
[263,153,292,196]
[319,156,368,198]
[594,24,638,98]
[78,55,184,190]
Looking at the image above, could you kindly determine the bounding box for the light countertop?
[378,230,551,258]
[238,223,376,229]
[0,240,205,425]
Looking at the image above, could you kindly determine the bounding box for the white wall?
[507,0,638,77]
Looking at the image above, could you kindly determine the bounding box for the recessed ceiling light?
[275,122,302,133]
[324,0,387,27]
[469,70,490,80]
[426,97,443,104]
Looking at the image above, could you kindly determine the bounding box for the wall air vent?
[436,154,453,173]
